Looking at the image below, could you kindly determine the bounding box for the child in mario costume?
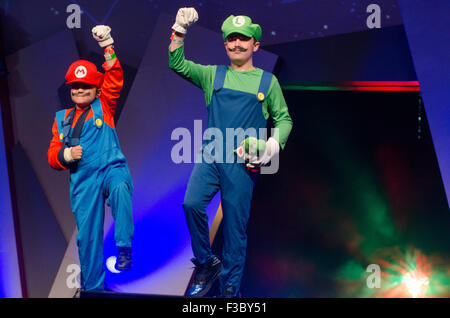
[48,25,133,292]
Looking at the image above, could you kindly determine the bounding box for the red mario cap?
[65,60,104,87]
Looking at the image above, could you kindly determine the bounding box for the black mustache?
[72,92,91,97]
[228,46,248,52]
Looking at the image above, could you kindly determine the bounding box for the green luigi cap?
[221,15,262,42]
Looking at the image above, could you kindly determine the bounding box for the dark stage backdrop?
[238,90,449,297]
[1,0,449,297]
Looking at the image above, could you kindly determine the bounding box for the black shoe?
[186,256,222,297]
[115,246,132,271]
[221,285,241,298]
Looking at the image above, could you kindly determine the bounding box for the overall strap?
[69,107,91,146]
[56,109,70,142]
[213,65,228,90]
[256,71,273,102]
[57,108,76,145]
[90,98,104,129]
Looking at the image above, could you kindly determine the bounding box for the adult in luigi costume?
[169,8,293,297]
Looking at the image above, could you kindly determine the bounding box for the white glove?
[172,7,198,34]
[92,25,114,48]
[246,137,280,169]
[63,147,75,163]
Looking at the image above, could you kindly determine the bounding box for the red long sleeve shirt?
[48,58,124,170]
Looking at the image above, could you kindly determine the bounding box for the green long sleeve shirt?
[169,45,293,149]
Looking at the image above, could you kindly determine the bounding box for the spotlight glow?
[106,256,121,274]
[402,270,429,298]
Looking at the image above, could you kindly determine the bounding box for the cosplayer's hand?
[246,137,280,169]
[172,7,198,34]
[92,25,114,48]
[69,145,83,161]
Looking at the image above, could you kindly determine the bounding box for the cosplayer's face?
[225,33,260,66]
[71,82,100,108]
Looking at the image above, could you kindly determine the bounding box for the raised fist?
[172,7,199,34]
[92,25,114,48]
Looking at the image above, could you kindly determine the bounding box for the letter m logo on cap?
[75,66,87,78]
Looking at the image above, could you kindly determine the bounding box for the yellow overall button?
[257,92,265,101]
[96,118,103,127]
[59,133,63,141]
